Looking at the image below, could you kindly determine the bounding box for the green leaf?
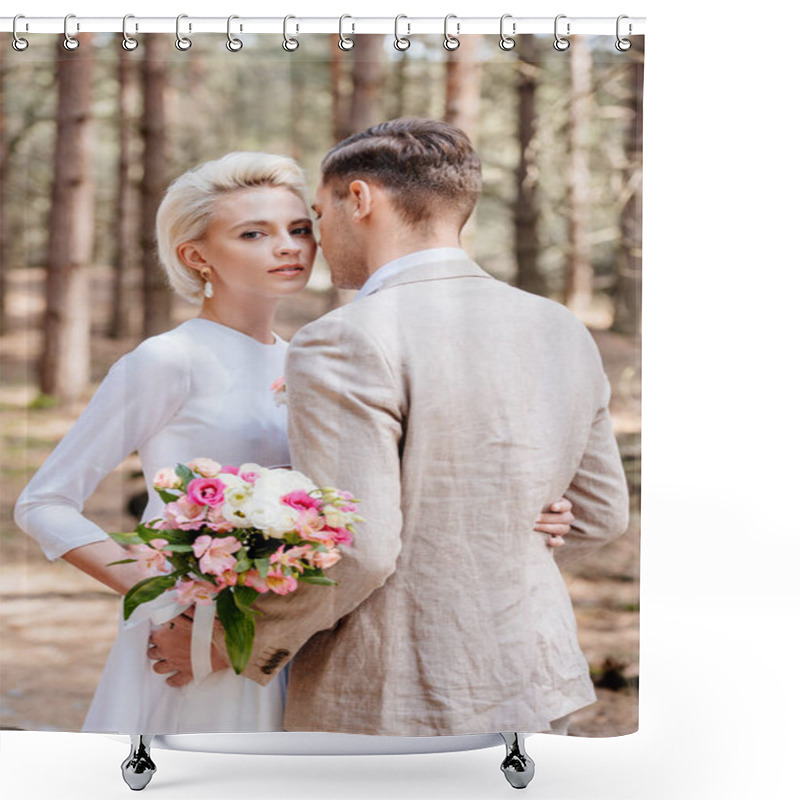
[175,463,196,487]
[106,558,138,566]
[232,585,259,613]
[298,574,338,586]
[163,543,195,553]
[108,530,143,546]
[156,489,180,504]
[254,558,272,578]
[216,589,255,675]
[122,574,178,620]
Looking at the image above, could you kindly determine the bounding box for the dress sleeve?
[13,335,191,561]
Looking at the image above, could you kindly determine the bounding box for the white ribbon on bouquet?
[123,589,217,684]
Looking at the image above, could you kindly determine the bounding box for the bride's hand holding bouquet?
[110,458,362,675]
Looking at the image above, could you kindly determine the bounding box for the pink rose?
[159,496,206,530]
[281,490,319,511]
[192,534,242,576]
[175,578,217,606]
[186,477,226,508]
[240,471,260,484]
[295,508,326,539]
[310,549,342,570]
[186,458,222,477]
[328,527,354,547]
[153,467,180,491]
[218,465,240,475]
[206,505,236,533]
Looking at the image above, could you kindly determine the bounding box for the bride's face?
[190,185,316,299]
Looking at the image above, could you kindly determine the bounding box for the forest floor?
[0,266,640,737]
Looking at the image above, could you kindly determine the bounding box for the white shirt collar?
[355,248,468,299]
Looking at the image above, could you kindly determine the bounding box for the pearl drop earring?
[201,268,214,299]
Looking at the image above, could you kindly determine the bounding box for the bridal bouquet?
[110,458,362,674]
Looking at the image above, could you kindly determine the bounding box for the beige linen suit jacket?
[241,256,629,736]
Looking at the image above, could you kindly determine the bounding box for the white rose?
[255,468,317,498]
[245,498,298,538]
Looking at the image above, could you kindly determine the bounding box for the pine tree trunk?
[348,35,384,135]
[0,49,9,335]
[109,50,138,339]
[330,35,350,143]
[444,36,481,141]
[140,34,172,337]
[40,35,95,403]
[614,36,644,335]
[444,36,482,256]
[564,36,594,316]
[514,36,545,296]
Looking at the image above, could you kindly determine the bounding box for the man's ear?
[348,180,373,222]
[177,241,207,272]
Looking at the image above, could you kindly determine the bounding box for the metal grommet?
[338,14,355,51]
[175,14,192,51]
[121,14,138,51]
[499,14,516,51]
[63,13,79,51]
[226,15,243,51]
[553,14,570,52]
[615,14,632,52]
[282,15,299,52]
[443,14,460,51]
[12,15,29,51]
[393,15,411,51]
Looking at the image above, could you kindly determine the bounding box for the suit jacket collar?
[367,257,494,295]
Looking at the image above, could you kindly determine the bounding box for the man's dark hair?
[320,118,482,228]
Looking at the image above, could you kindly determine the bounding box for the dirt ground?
[0,266,640,736]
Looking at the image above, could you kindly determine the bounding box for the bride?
[14,152,573,735]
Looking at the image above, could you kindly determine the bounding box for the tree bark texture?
[565,36,594,316]
[614,36,644,336]
[109,49,139,339]
[444,36,482,257]
[348,35,384,136]
[40,36,96,402]
[140,34,172,337]
[444,36,482,142]
[514,36,546,296]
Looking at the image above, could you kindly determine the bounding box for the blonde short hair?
[156,152,310,304]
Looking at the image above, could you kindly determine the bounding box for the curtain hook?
[226,15,243,51]
[443,14,460,51]
[499,14,516,51]
[12,14,29,51]
[175,14,192,51]
[63,13,79,51]
[283,15,299,51]
[394,15,411,51]
[615,15,632,52]
[338,14,355,50]
[553,14,570,51]
[121,14,138,51]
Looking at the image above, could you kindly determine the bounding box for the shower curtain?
[0,23,642,743]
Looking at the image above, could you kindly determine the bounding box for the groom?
[152,119,629,735]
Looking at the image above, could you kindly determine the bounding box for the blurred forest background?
[0,33,642,734]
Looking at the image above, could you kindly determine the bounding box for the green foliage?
[122,574,178,620]
[216,588,256,675]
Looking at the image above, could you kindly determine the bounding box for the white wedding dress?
[15,317,500,751]
[15,318,291,734]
